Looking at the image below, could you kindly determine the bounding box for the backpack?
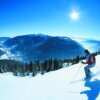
[90,55,96,64]
[86,54,96,64]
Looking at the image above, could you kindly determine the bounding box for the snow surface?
[0,56,100,100]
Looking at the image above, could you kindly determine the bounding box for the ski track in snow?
[0,56,100,100]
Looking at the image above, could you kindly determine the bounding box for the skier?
[82,49,96,78]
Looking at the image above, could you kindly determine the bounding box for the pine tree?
[29,61,33,73]
[50,59,54,71]
[13,64,18,76]
[25,62,29,75]
[40,63,44,75]
[54,59,59,70]
[32,64,35,76]
[46,60,50,72]
[75,56,80,64]
[0,64,3,73]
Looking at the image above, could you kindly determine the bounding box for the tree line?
[0,51,99,77]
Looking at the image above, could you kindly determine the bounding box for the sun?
[70,11,79,20]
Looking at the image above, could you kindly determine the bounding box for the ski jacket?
[85,53,96,65]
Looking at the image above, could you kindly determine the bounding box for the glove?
[82,61,85,64]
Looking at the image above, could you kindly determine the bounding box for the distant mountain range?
[0,34,86,62]
[0,37,10,44]
[71,37,100,52]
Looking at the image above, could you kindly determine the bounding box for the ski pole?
[70,63,83,84]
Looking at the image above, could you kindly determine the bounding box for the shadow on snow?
[80,79,100,100]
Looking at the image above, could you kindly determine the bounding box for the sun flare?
[70,11,79,20]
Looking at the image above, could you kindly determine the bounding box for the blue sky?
[0,0,100,39]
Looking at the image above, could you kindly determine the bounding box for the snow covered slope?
[0,55,100,100]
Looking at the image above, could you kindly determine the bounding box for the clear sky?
[0,0,100,39]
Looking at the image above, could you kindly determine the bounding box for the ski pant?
[84,64,95,76]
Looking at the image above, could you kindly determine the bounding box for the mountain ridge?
[0,34,85,62]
